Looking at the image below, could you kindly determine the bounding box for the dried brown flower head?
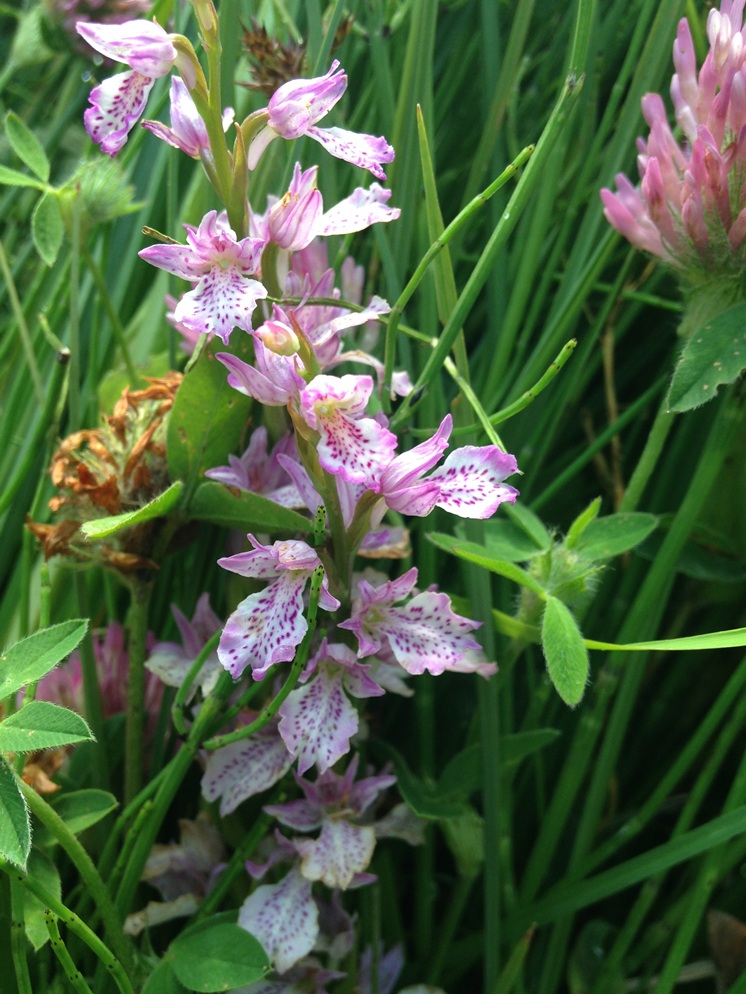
[238,18,353,97]
[28,373,182,572]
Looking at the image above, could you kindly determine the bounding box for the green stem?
[195,810,272,920]
[0,860,135,994]
[382,145,534,406]
[45,911,94,994]
[124,577,153,805]
[10,875,32,994]
[0,236,44,405]
[81,247,139,385]
[171,631,221,735]
[426,875,474,985]
[18,780,134,976]
[618,396,677,513]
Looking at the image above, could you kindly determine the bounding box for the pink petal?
[380,591,482,676]
[293,820,376,889]
[76,21,176,76]
[268,62,347,138]
[238,868,318,973]
[307,125,395,180]
[201,730,293,815]
[172,266,267,344]
[278,668,359,774]
[317,183,400,236]
[84,71,154,156]
[427,446,519,518]
[218,574,309,680]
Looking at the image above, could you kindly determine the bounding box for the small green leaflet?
[0,701,94,754]
[0,757,31,870]
[81,481,183,540]
[0,620,88,698]
[541,596,589,707]
[667,302,746,411]
[32,193,64,267]
[5,111,50,182]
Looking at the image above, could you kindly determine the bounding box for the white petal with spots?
[201,731,293,815]
[278,668,358,774]
[294,820,376,889]
[238,868,318,974]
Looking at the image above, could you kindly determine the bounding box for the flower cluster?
[601,1,746,277]
[75,13,520,986]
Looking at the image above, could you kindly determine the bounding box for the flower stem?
[10,875,32,994]
[45,911,94,994]
[124,577,153,805]
[0,858,135,994]
[18,779,134,977]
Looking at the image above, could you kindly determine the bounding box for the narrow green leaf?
[169,923,270,991]
[0,757,30,870]
[667,303,746,411]
[32,193,63,267]
[565,497,602,549]
[573,512,658,560]
[166,337,254,490]
[541,596,589,707]
[428,532,547,596]
[80,480,183,540]
[23,849,61,950]
[514,805,746,932]
[0,701,94,753]
[438,731,561,799]
[5,111,50,181]
[189,481,311,534]
[0,620,88,698]
[376,742,466,819]
[0,163,46,188]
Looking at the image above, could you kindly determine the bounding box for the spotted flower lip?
[248,60,395,180]
[217,536,340,680]
[76,20,178,155]
[138,210,267,344]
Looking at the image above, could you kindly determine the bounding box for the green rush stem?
[650,701,746,994]
[81,247,139,384]
[195,810,272,920]
[115,672,237,918]
[74,574,109,790]
[390,65,585,431]
[45,912,94,994]
[68,190,82,431]
[98,764,169,881]
[18,779,134,976]
[171,631,221,735]
[520,391,740,909]
[0,860,135,994]
[10,876,32,994]
[382,145,535,410]
[426,874,474,986]
[531,375,667,511]
[444,356,503,446]
[0,236,44,405]
[0,348,69,517]
[124,577,153,805]
[618,396,677,513]
[203,572,323,751]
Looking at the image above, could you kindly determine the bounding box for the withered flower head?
[239,18,354,97]
[28,372,182,572]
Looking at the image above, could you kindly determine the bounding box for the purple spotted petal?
[306,126,395,180]
[218,574,309,680]
[201,728,293,815]
[84,70,154,156]
[317,183,400,236]
[314,407,397,485]
[428,446,520,518]
[293,820,376,889]
[378,591,482,675]
[76,21,176,76]
[278,668,359,774]
[171,266,267,344]
[217,351,300,407]
[238,868,318,973]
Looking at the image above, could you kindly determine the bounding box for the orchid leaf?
[189,481,311,534]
